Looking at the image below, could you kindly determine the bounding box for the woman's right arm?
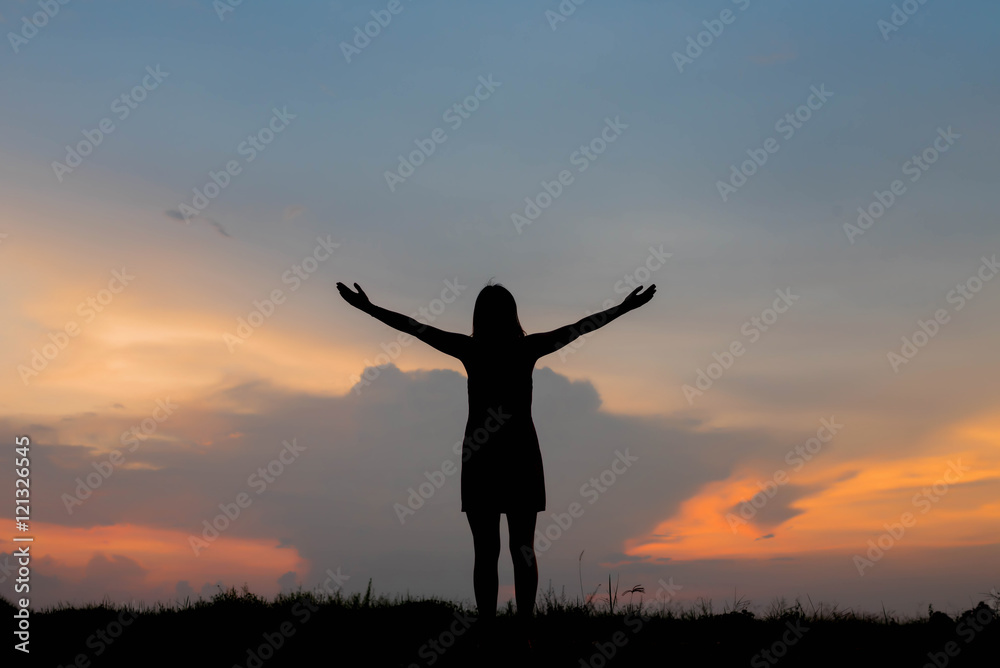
[338,282,472,361]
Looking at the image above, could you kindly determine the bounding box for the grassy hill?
[5,582,998,667]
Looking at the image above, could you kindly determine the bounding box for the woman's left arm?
[525,285,656,358]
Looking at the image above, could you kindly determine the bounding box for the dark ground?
[6,584,999,667]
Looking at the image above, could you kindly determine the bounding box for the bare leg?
[507,511,538,621]
[467,511,501,623]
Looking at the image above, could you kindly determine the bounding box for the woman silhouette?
[337,279,656,635]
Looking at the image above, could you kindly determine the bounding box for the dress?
[367,309,584,514]
[459,337,545,514]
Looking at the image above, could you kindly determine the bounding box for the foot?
[515,613,535,650]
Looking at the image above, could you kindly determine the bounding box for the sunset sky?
[1,0,998,615]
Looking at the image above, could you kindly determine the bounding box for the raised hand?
[621,284,656,312]
[336,282,372,312]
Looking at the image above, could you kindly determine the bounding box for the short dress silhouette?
[419,330,567,514]
[460,336,548,514]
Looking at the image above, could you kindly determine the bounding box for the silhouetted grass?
[6,581,999,667]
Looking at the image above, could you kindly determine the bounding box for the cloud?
[723,483,821,529]
[205,219,231,237]
[282,205,305,222]
[86,553,149,581]
[163,209,231,238]
[277,571,298,593]
[8,364,999,610]
[9,364,772,605]
[201,581,223,598]
[175,580,196,600]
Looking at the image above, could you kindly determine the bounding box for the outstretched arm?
[526,285,656,358]
[337,282,471,360]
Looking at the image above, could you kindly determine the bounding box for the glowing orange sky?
[2,195,999,608]
[0,520,307,602]
[626,418,1000,562]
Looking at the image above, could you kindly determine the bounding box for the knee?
[476,539,501,562]
[510,541,536,568]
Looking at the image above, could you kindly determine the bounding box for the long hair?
[472,280,526,342]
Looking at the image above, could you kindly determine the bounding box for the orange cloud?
[625,415,1000,562]
[3,519,308,603]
